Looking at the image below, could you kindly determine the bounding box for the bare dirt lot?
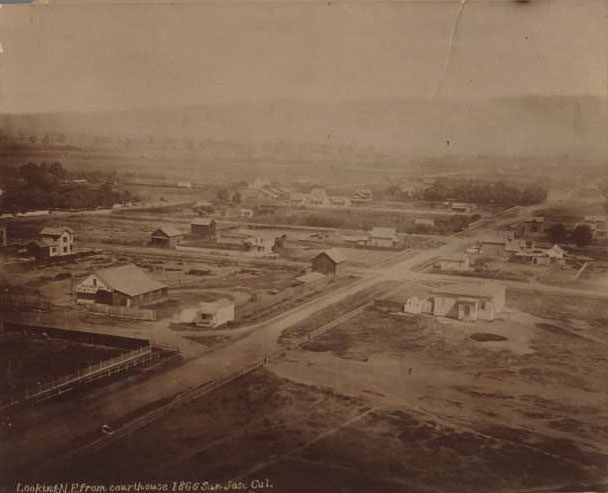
[51,287,608,493]
[0,333,125,404]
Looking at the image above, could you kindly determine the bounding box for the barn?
[76,264,169,308]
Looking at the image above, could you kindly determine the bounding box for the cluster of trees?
[0,162,136,212]
[216,188,241,204]
[547,223,594,247]
[423,181,547,206]
[250,208,475,235]
[384,180,548,207]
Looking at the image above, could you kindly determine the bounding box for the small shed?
[191,218,217,238]
[312,249,347,279]
[150,226,183,247]
[177,298,234,328]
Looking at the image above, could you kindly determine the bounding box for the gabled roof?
[370,227,397,238]
[316,249,347,264]
[40,226,74,237]
[93,264,167,297]
[152,226,182,238]
[29,239,54,248]
[191,218,216,226]
[432,282,504,300]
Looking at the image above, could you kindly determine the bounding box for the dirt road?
[1,199,600,483]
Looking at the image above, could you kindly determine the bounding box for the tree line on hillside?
[384,180,548,206]
[0,162,137,212]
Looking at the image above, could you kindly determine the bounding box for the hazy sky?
[0,0,606,113]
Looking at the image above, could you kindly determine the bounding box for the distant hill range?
[1,96,606,160]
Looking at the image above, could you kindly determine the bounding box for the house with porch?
[28,226,75,258]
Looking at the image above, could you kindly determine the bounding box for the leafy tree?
[572,224,593,247]
[49,162,66,180]
[547,223,567,244]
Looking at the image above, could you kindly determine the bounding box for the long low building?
[76,263,169,308]
[404,282,506,322]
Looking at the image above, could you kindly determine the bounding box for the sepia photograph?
[0,0,607,492]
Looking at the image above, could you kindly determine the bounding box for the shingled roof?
[153,226,182,238]
[316,249,347,264]
[40,226,74,237]
[94,264,167,297]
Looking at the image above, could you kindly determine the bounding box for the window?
[93,278,97,286]
[480,301,486,310]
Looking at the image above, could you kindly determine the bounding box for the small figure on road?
[408,367,413,376]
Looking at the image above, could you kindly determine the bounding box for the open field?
[538,260,608,292]
[53,286,608,492]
